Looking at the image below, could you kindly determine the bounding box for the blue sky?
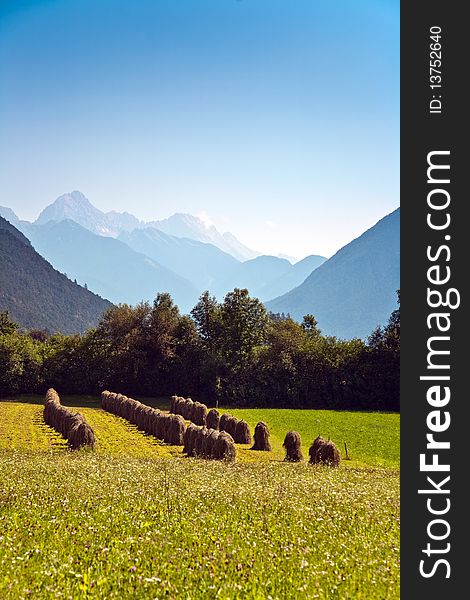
[0,0,399,258]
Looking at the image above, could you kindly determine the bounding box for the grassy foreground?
[0,397,399,599]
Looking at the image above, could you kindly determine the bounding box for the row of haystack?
[219,413,252,444]
[183,424,236,462]
[170,396,208,426]
[44,388,95,449]
[283,431,340,466]
[170,397,253,445]
[101,391,186,445]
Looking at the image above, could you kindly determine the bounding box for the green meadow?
[0,396,399,599]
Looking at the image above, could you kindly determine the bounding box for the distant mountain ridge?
[0,206,20,226]
[32,191,259,261]
[147,213,260,261]
[1,192,399,339]
[266,209,400,339]
[24,220,200,313]
[0,216,111,334]
[35,191,115,236]
[118,227,239,290]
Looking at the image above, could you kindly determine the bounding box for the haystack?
[183,423,198,455]
[191,402,208,426]
[166,414,186,445]
[219,413,230,432]
[213,431,236,462]
[202,428,217,457]
[68,420,96,449]
[311,438,340,467]
[308,435,327,464]
[234,420,252,444]
[206,408,220,430]
[224,415,238,438]
[251,421,271,451]
[283,430,303,462]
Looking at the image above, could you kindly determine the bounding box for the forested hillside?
[0,216,111,334]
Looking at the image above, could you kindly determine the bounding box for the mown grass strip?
[0,401,67,452]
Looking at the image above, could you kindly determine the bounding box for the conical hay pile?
[308,435,327,464]
[310,437,340,467]
[283,430,303,462]
[234,420,252,444]
[213,431,236,462]
[206,408,220,430]
[251,421,271,451]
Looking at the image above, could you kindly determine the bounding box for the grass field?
[0,395,400,599]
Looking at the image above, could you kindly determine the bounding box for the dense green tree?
[0,311,18,335]
[0,289,399,411]
[0,331,42,396]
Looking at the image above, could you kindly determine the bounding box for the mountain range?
[0,192,399,338]
[33,191,259,261]
[0,192,327,307]
[0,216,110,334]
[23,220,201,313]
[266,208,400,339]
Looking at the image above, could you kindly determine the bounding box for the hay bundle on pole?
[44,388,95,449]
[180,398,193,420]
[101,390,112,411]
[309,436,340,467]
[234,420,252,444]
[148,408,160,437]
[188,423,200,456]
[283,430,303,462]
[251,421,271,451]
[174,396,184,416]
[154,413,165,440]
[191,402,207,426]
[213,431,236,462]
[68,420,96,450]
[194,427,210,456]
[224,415,238,438]
[219,413,230,432]
[183,423,198,455]
[165,414,186,445]
[206,408,220,430]
[308,435,327,464]
[202,428,218,457]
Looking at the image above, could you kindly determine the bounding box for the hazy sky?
[0,0,399,259]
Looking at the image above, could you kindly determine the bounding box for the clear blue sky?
[0,0,399,258]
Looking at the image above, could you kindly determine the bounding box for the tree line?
[0,288,399,411]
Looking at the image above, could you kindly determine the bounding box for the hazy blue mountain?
[212,254,326,300]
[266,209,400,339]
[262,254,327,301]
[148,213,260,261]
[277,253,298,264]
[221,231,260,261]
[118,227,239,290]
[34,191,115,236]
[212,255,292,300]
[32,191,260,261]
[0,216,111,334]
[119,227,327,302]
[0,206,20,226]
[25,220,200,312]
